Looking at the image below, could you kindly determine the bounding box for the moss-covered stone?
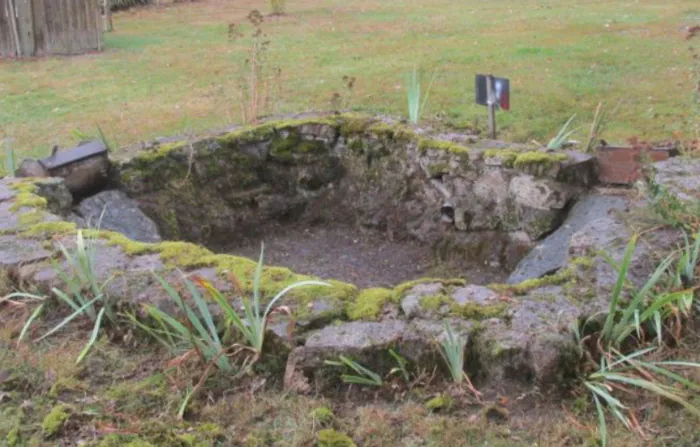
[419,294,452,312]
[427,162,450,177]
[483,149,519,168]
[41,405,69,437]
[490,267,574,295]
[317,429,357,447]
[365,122,398,139]
[452,301,508,319]
[513,151,567,169]
[134,141,189,164]
[419,293,508,319]
[392,278,466,302]
[418,138,470,154]
[346,288,393,320]
[219,117,340,148]
[269,134,328,160]
[338,114,375,137]
[217,123,277,146]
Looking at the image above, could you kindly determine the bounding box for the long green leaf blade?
[17,303,44,346]
[76,307,106,364]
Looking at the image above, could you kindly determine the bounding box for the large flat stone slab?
[0,236,51,268]
[507,194,628,283]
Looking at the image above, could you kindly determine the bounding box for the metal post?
[486,75,497,139]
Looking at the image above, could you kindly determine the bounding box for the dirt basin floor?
[225,222,509,289]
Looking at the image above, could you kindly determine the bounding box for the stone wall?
[0,128,693,396]
[113,114,596,269]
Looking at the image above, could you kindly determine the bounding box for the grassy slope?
[1,0,699,158]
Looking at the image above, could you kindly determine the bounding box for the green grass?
[0,0,697,158]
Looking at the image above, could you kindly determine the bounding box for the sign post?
[476,74,510,139]
[486,75,497,139]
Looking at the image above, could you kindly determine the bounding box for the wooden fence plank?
[15,0,35,56]
[1,0,101,57]
[0,0,17,57]
[0,0,21,57]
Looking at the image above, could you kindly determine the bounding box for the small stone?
[452,285,499,306]
[401,282,444,318]
[509,175,571,210]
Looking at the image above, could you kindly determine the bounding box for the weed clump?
[317,429,357,447]
[310,406,335,425]
[42,405,69,437]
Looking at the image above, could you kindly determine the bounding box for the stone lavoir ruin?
[3,113,695,394]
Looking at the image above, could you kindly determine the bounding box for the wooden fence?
[1,0,102,58]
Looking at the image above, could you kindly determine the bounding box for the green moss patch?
[346,288,393,320]
[217,123,277,146]
[22,221,77,238]
[418,138,470,155]
[9,180,39,194]
[490,257,594,296]
[269,134,328,160]
[491,266,577,296]
[419,294,508,319]
[218,117,339,147]
[317,429,357,447]
[513,151,567,169]
[425,394,453,412]
[10,192,48,211]
[42,405,70,437]
[483,149,519,168]
[18,210,48,227]
[134,141,189,164]
[309,406,335,425]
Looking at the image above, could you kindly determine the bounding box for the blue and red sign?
[475,75,510,111]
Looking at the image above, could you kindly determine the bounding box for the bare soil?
[225,222,509,288]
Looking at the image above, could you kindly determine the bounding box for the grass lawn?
[1,0,699,158]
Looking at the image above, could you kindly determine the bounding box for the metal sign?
[475,74,510,139]
[475,75,510,110]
